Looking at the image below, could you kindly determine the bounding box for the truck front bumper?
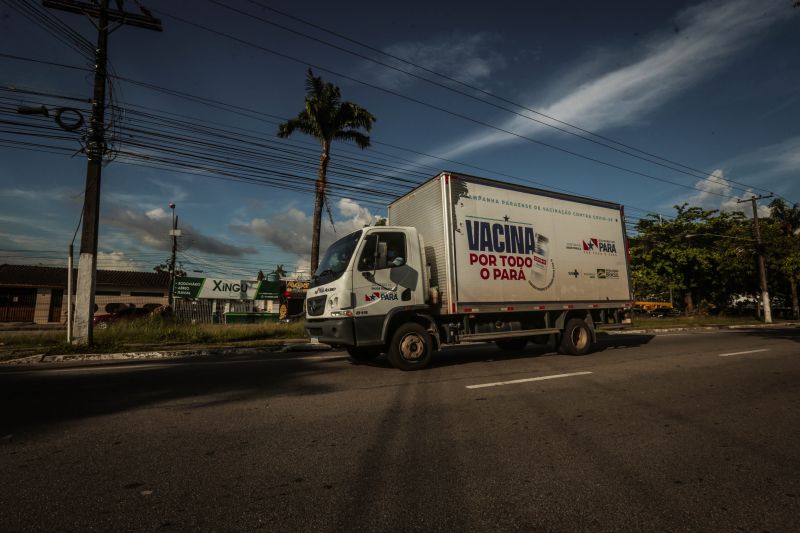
[305,318,355,347]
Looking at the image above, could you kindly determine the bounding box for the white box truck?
[305,172,632,370]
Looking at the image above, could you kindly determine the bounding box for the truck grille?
[306,295,326,316]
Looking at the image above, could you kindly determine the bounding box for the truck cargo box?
[388,172,631,314]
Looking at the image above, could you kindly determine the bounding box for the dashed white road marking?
[466,371,593,389]
[718,348,769,357]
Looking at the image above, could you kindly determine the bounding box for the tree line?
[630,199,800,318]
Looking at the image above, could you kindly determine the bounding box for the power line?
[152,10,752,201]
[0,67,682,220]
[217,0,773,197]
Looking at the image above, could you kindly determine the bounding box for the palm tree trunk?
[310,140,330,273]
[791,279,799,320]
[684,291,694,315]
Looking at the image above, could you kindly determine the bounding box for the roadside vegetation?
[0,317,307,360]
[630,198,800,319]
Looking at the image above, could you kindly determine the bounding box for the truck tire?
[495,338,528,351]
[559,319,592,355]
[346,347,382,364]
[387,323,432,371]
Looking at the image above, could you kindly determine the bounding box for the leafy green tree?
[783,253,800,318]
[768,198,800,318]
[278,69,376,273]
[631,205,723,314]
[630,205,761,315]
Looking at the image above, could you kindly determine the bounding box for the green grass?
[0,317,308,358]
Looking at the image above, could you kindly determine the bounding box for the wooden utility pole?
[43,0,161,344]
[168,203,180,307]
[738,194,773,324]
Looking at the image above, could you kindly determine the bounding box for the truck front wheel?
[346,347,382,364]
[387,323,432,370]
[559,319,592,355]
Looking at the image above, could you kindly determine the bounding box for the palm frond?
[277,113,320,138]
[334,130,371,149]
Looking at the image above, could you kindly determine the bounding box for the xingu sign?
[174,277,280,300]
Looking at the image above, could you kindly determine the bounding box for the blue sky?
[1,0,798,278]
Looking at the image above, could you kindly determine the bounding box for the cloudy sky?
[1,0,798,278]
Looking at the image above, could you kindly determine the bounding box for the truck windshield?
[311,230,362,287]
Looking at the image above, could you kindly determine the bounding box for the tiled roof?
[0,264,170,289]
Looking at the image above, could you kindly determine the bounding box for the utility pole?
[67,244,73,343]
[43,0,162,344]
[168,202,180,307]
[738,194,773,324]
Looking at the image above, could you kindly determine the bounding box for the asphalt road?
[1,327,799,531]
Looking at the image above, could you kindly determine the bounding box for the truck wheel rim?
[399,333,425,361]
[572,327,588,349]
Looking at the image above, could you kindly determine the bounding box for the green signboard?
[174,277,280,300]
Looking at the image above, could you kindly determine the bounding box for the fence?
[174,298,255,324]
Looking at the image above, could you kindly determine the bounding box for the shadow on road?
[358,332,656,370]
[740,326,800,343]
[0,354,342,435]
[594,334,657,351]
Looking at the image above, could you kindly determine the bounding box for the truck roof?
[390,171,623,212]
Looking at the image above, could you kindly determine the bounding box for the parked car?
[93,306,152,328]
[649,307,681,318]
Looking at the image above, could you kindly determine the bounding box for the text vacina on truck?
[305,172,633,370]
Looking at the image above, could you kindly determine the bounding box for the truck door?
[351,230,419,344]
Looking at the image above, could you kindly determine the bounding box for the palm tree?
[278,69,376,273]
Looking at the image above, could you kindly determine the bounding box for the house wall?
[33,288,52,324]
[30,287,168,324]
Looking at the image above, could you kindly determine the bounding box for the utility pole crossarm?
[42,0,162,30]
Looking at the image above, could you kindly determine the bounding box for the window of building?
[96,290,121,296]
[130,291,165,297]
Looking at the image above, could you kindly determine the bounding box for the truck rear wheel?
[495,338,528,351]
[559,319,592,355]
[387,323,432,371]
[346,347,382,364]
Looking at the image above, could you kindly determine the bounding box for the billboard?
[174,277,280,300]
[451,179,630,303]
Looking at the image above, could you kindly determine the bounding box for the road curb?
[607,322,800,335]
[1,341,332,366]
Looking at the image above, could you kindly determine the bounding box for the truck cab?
[305,226,428,354]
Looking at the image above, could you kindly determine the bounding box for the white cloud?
[686,169,770,217]
[232,199,379,258]
[103,206,256,257]
[722,135,800,181]
[145,207,170,220]
[360,32,507,89]
[96,251,140,271]
[434,0,787,159]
